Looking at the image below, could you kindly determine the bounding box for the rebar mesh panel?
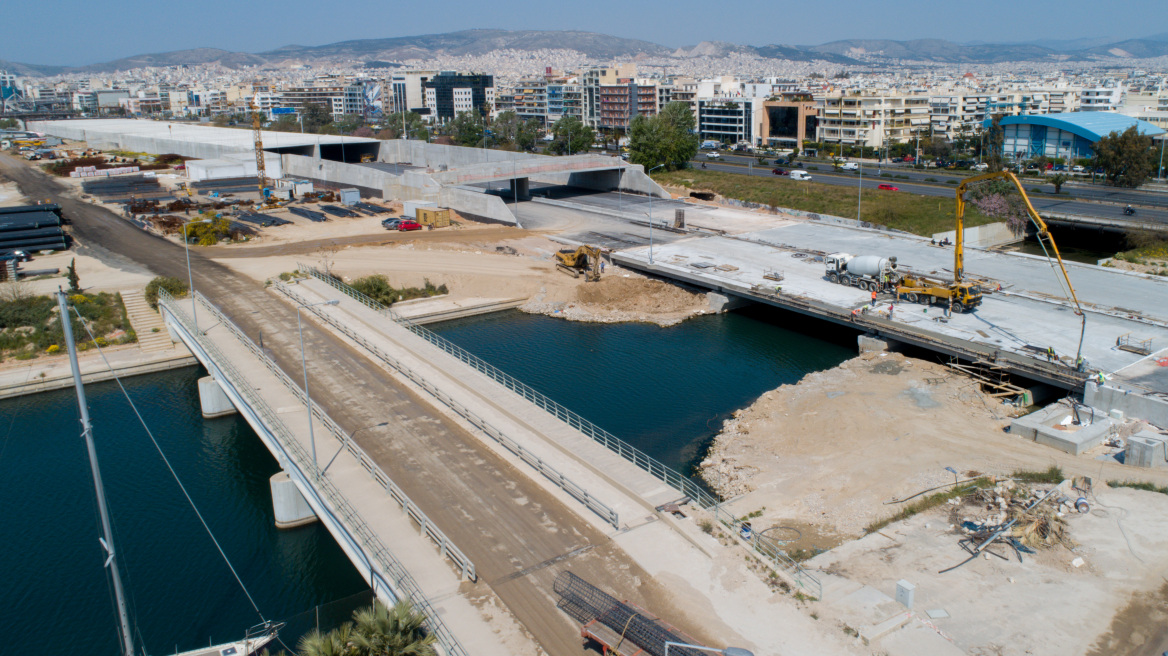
[553,571,705,656]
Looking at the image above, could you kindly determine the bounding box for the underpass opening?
[319,141,379,164]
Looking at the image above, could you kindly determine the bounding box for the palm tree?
[350,599,436,656]
[297,622,356,656]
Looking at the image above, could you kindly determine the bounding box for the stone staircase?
[121,289,174,352]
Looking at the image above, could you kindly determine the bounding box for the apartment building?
[421,72,493,121]
[278,84,364,119]
[817,93,930,147]
[598,81,658,131]
[1080,86,1124,111]
[582,63,637,128]
[546,83,583,123]
[390,71,437,115]
[512,78,548,125]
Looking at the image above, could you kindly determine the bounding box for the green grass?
[349,274,448,306]
[1109,481,1168,495]
[0,291,135,360]
[1012,465,1064,484]
[655,169,998,236]
[864,477,992,534]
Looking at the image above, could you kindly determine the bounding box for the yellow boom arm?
[954,170,1083,317]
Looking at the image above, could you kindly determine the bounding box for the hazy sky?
[4,0,1164,66]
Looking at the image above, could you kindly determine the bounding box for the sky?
[3,0,1165,66]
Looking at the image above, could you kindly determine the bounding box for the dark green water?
[0,367,368,656]
[429,306,857,474]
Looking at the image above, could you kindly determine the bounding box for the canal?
[0,367,369,656]
[3,302,858,654]
[429,305,857,474]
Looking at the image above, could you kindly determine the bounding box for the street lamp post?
[1159,135,1165,181]
[180,217,198,331]
[663,642,755,656]
[297,299,340,472]
[857,158,863,222]
[647,164,664,265]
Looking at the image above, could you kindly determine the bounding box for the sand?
[700,351,1168,547]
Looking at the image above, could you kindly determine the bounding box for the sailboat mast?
[57,291,136,656]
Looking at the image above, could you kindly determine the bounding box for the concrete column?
[509,177,530,201]
[270,471,318,529]
[197,376,237,419]
[858,334,891,354]
[707,291,748,313]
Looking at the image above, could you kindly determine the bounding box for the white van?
[789,170,812,181]
[701,140,720,150]
[840,162,859,172]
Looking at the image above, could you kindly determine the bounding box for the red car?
[877,183,899,191]
[397,220,422,231]
[772,168,787,175]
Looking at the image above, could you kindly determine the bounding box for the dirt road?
[0,155,716,655]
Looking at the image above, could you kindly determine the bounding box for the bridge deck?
[613,221,1168,392]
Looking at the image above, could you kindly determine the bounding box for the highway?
[708,152,1168,208]
[691,155,1168,226]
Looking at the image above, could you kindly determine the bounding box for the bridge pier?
[197,376,237,418]
[269,471,319,529]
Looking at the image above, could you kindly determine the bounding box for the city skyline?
[3,0,1165,67]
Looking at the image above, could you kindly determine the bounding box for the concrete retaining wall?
[281,153,398,197]
[932,222,1020,248]
[30,120,252,160]
[1085,382,1168,427]
[386,140,533,168]
[439,186,517,225]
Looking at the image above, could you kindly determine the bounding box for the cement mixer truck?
[823,253,902,291]
[824,252,983,313]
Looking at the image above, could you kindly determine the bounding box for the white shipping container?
[402,200,437,219]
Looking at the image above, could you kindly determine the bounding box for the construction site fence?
[296,264,822,598]
[159,289,470,656]
[275,281,620,529]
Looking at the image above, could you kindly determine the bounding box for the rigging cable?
[72,306,267,623]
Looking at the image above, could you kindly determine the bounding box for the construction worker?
[871,289,878,303]
[1046,346,1056,362]
[1096,371,1106,385]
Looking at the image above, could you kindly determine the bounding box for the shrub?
[144,276,188,309]
[923,177,937,182]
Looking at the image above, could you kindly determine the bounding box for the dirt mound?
[575,276,704,314]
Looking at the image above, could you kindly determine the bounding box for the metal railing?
[295,265,822,598]
[276,281,620,529]
[159,289,470,656]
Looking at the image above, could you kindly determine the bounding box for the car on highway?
[973,162,989,171]
[877,183,899,191]
[397,220,422,231]
[840,162,859,171]
[789,170,812,181]
[1072,165,1085,173]
[772,167,787,175]
[706,152,722,160]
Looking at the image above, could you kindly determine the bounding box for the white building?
[817,93,930,147]
[1080,86,1124,112]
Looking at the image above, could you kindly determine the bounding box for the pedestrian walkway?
[121,289,174,352]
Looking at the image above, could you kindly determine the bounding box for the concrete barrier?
[1085,382,1168,427]
[932,222,1020,248]
[439,186,517,225]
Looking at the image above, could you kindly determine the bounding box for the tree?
[490,111,523,148]
[66,258,80,294]
[0,118,18,130]
[301,103,334,133]
[985,114,1006,172]
[548,116,595,156]
[351,599,436,656]
[378,112,426,140]
[449,111,484,147]
[297,622,354,656]
[1094,125,1155,188]
[1049,173,1069,194]
[270,115,300,132]
[627,101,699,171]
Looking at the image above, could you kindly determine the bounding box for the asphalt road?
[0,155,699,656]
[691,157,1168,226]
[710,152,1168,208]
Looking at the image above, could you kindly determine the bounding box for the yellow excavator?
[554,245,605,281]
[954,170,1086,364]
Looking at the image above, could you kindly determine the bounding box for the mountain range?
[4,29,1168,76]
